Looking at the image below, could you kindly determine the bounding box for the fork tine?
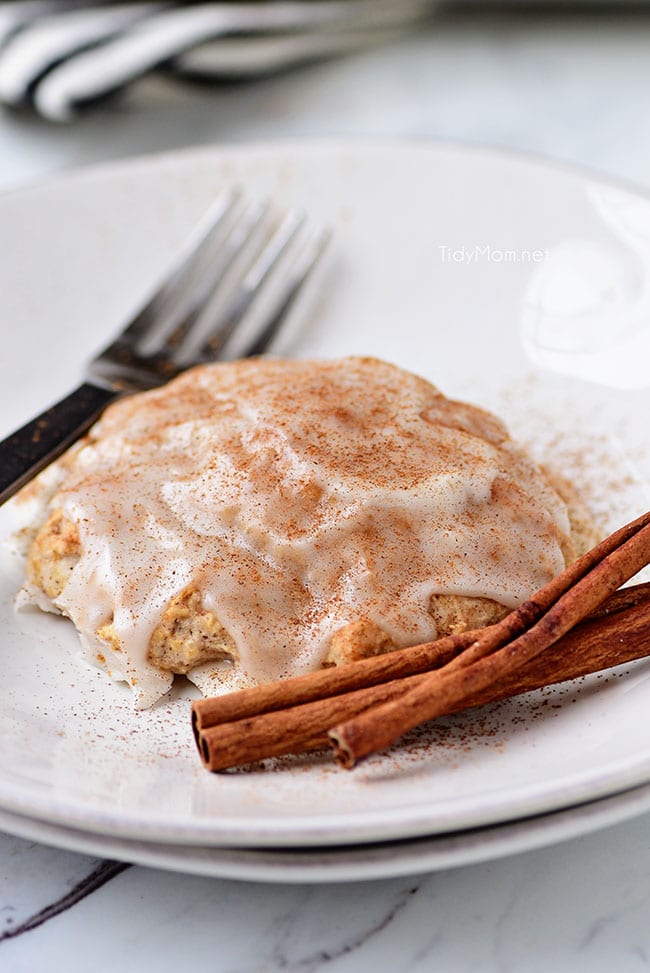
[200,222,331,363]
[91,194,330,392]
[241,226,332,358]
[196,209,306,361]
[105,188,240,350]
[151,198,272,355]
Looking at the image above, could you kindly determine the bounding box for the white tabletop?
[2,12,650,971]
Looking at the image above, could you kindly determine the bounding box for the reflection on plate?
[522,182,650,390]
[0,141,649,853]
[3,783,650,883]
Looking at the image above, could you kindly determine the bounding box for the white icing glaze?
[19,357,572,707]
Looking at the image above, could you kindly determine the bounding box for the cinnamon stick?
[329,513,650,767]
[191,627,481,740]
[195,585,650,771]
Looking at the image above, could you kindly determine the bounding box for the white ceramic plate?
[1,141,649,849]
[3,784,650,883]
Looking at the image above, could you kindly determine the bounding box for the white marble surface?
[2,10,650,971]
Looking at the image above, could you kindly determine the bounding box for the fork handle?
[0,382,117,506]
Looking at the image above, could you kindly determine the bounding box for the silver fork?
[0,190,330,506]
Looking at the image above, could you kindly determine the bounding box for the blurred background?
[0,1,649,192]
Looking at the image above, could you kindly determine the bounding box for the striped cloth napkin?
[0,0,435,122]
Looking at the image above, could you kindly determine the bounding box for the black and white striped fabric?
[0,1,435,122]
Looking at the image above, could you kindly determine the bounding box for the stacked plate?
[1,141,649,881]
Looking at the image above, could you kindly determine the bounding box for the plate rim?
[2,781,650,882]
[6,132,650,210]
[2,745,650,847]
